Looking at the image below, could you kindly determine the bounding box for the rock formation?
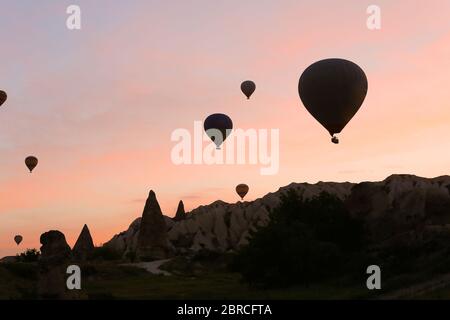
[72,224,95,261]
[38,230,72,299]
[104,175,450,257]
[173,200,186,221]
[345,174,450,247]
[105,180,353,256]
[136,190,172,261]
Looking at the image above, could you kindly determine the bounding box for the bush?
[17,248,40,263]
[232,190,366,288]
[92,247,122,261]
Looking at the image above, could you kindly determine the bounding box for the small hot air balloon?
[241,80,256,99]
[0,90,7,107]
[14,235,23,245]
[25,156,38,173]
[204,113,233,149]
[236,184,249,200]
[298,58,368,143]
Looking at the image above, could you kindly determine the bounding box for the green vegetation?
[91,246,122,261]
[0,263,38,299]
[2,190,450,299]
[0,262,371,300]
[82,267,370,300]
[17,248,40,263]
[232,190,367,288]
[231,189,450,297]
[1,257,450,299]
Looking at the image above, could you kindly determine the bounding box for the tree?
[17,248,41,263]
[232,190,366,288]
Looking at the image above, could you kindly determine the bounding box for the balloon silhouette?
[14,235,23,245]
[236,184,249,200]
[298,58,368,144]
[0,90,6,107]
[241,81,256,99]
[204,113,233,149]
[25,156,38,173]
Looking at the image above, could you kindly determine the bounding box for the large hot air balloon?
[14,235,23,245]
[236,184,249,200]
[241,80,256,99]
[204,113,233,149]
[25,156,38,173]
[298,58,368,144]
[0,90,6,107]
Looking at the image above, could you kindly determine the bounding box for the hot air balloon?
[236,184,249,200]
[241,80,256,99]
[14,235,23,245]
[0,90,6,107]
[204,113,233,149]
[25,156,38,173]
[298,58,368,144]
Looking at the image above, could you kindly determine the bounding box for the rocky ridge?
[106,175,450,256]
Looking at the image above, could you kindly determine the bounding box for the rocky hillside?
[104,174,450,258]
[347,174,450,249]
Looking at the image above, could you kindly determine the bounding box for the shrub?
[232,190,366,288]
[92,247,122,261]
[17,248,41,263]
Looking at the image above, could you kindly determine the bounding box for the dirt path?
[122,259,172,276]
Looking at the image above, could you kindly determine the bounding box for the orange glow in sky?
[1,1,450,257]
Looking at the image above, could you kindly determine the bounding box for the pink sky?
[1,1,450,257]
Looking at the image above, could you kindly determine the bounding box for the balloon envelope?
[0,90,6,107]
[25,156,38,173]
[204,114,233,148]
[298,58,368,137]
[241,81,256,99]
[236,184,249,200]
[14,235,23,245]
